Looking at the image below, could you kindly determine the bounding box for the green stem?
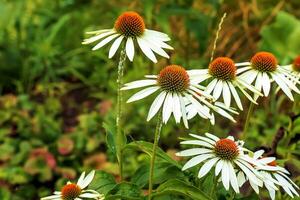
[210,176,218,199]
[148,111,163,200]
[242,102,255,139]
[116,46,126,181]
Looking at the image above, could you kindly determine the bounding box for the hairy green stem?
[148,111,163,200]
[116,46,126,180]
[242,102,255,139]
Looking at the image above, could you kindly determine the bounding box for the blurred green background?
[0,0,300,199]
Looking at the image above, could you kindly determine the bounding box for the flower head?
[41,170,104,200]
[239,150,299,200]
[82,11,173,63]
[189,57,261,110]
[176,133,263,193]
[236,51,300,101]
[122,65,237,128]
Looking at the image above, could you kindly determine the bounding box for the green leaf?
[88,170,116,195]
[125,141,181,168]
[103,122,117,157]
[132,161,185,188]
[152,179,211,200]
[105,182,143,200]
[259,11,300,64]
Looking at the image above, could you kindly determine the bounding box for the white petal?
[222,81,231,107]
[122,79,157,90]
[172,93,182,123]
[77,171,86,187]
[109,35,124,58]
[162,92,173,123]
[213,80,223,100]
[198,157,219,178]
[179,94,189,128]
[79,193,101,198]
[137,37,157,63]
[237,171,246,187]
[180,140,214,148]
[227,162,240,193]
[142,35,170,58]
[127,86,159,103]
[189,134,215,145]
[176,148,213,157]
[205,133,220,141]
[228,82,243,110]
[258,157,276,164]
[262,72,271,96]
[255,72,263,96]
[253,149,265,159]
[182,154,215,171]
[79,170,95,189]
[147,91,166,121]
[272,73,294,101]
[221,161,230,190]
[205,79,218,94]
[41,195,62,200]
[92,34,119,50]
[82,30,115,44]
[125,37,135,61]
[215,160,224,176]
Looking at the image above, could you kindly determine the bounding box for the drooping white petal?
[205,78,218,94]
[272,73,294,101]
[189,134,215,145]
[205,133,220,141]
[182,154,215,171]
[92,34,120,50]
[262,72,271,96]
[228,82,243,110]
[85,29,112,35]
[162,92,174,123]
[142,35,170,58]
[109,35,124,58]
[41,195,62,200]
[235,62,251,68]
[198,157,219,178]
[172,93,182,123]
[125,37,135,61]
[215,159,224,176]
[180,140,214,148]
[147,91,166,121]
[144,29,170,41]
[179,94,189,128]
[221,161,230,190]
[137,37,157,63]
[222,81,231,107]
[79,193,101,198]
[77,171,86,187]
[213,80,223,100]
[127,86,159,103]
[227,162,240,193]
[253,149,265,159]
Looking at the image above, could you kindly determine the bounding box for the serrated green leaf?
[88,170,116,195]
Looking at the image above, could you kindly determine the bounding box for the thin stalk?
[116,45,126,180]
[148,111,163,200]
[242,102,255,139]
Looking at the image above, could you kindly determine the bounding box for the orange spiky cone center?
[214,139,239,160]
[251,52,277,72]
[61,183,81,200]
[114,11,145,37]
[292,56,300,72]
[209,57,237,81]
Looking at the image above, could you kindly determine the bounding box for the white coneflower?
[122,65,237,128]
[282,55,300,84]
[176,133,263,193]
[41,171,104,200]
[189,57,261,110]
[236,52,300,101]
[245,150,299,200]
[82,11,173,63]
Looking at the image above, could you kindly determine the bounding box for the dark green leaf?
[88,170,116,195]
[105,182,143,200]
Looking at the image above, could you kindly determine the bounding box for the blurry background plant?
[0,0,300,199]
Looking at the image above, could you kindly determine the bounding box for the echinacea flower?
[41,171,104,200]
[189,57,261,110]
[82,11,173,63]
[236,52,300,101]
[176,133,263,193]
[122,65,237,128]
[242,150,299,200]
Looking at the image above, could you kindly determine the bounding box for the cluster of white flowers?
[40,11,300,200]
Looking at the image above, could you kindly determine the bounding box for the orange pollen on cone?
[251,52,277,72]
[208,57,237,81]
[214,138,239,160]
[114,11,145,37]
[61,183,82,200]
[267,160,277,167]
[292,56,300,72]
[157,65,190,93]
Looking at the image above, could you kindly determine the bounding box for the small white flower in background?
[82,11,173,63]
[241,150,299,200]
[236,52,300,101]
[176,133,263,194]
[189,57,262,110]
[122,65,237,128]
[41,170,104,200]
